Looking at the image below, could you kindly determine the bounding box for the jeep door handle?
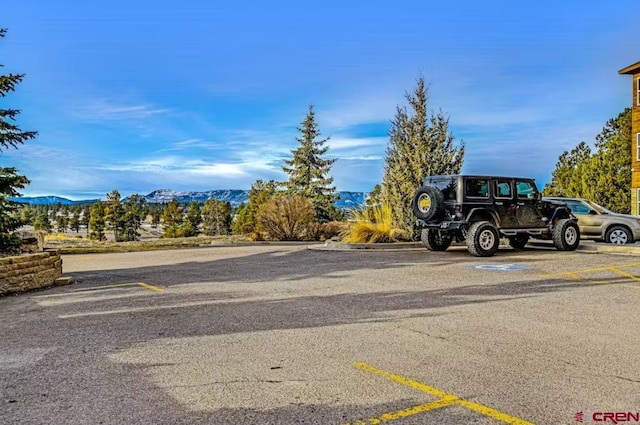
[517,202,525,206]
[495,201,503,205]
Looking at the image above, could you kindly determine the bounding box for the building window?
[637,133,640,162]
[637,77,640,106]
[637,188,640,214]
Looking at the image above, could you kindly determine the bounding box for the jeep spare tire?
[412,186,445,221]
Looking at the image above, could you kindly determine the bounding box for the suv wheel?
[412,186,445,221]
[508,234,529,249]
[466,221,500,257]
[421,229,452,251]
[605,226,632,245]
[552,219,580,251]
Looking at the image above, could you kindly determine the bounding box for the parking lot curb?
[588,244,640,254]
[308,240,424,251]
[308,240,515,251]
[309,239,640,253]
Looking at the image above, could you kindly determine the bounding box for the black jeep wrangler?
[412,175,580,257]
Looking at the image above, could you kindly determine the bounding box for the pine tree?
[231,180,278,238]
[542,142,592,197]
[149,204,162,228]
[33,211,51,233]
[203,199,232,236]
[121,194,146,241]
[56,215,68,233]
[181,201,202,237]
[70,211,81,233]
[0,29,38,252]
[20,204,34,225]
[381,77,464,234]
[105,190,125,241]
[81,205,91,228]
[543,108,632,213]
[89,201,106,241]
[282,105,338,222]
[162,199,182,238]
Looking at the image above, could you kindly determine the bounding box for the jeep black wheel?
[421,229,452,251]
[508,234,529,249]
[466,221,500,257]
[552,219,580,251]
[412,186,445,221]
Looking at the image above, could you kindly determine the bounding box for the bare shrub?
[257,195,316,241]
[319,221,348,241]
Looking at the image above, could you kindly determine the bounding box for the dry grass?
[44,235,249,254]
[341,204,409,243]
[44,233,71,241]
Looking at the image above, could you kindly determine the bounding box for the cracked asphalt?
[1,244,639,424]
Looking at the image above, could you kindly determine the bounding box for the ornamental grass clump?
[341,204,408,243]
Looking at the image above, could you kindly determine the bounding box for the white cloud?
[156,139,227,153]
[69,99,169,121]
[99,155,282,178]
[326,137,387,150]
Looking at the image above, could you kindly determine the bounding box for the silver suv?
[543,197,640,244]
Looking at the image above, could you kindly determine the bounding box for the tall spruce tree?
[121,194,146,241]
[161,199,182,238]
[89,201,106,241]
[202,199,232,236]
[282,105,338,222]
[382,77,465,234]
[181,201,202,237]
[1,29,38,252]
[105,190,125,241]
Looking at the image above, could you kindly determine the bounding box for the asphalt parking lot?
[1,244,639,425]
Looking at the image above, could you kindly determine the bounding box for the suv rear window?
[426,178,457,200]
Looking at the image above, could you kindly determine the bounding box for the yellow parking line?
[542,263,640,285]
[609,267,640,284]
[354,362,448,398]
[137,282,164,292]
[73,282,163,293]
[352,362,534,425]
[346,397,458,425]
[543,261,640,277]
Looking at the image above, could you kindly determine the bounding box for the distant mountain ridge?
[6,195,99,206]
[9,189,368,209]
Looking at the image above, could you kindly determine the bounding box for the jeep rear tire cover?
[412,186,445,221]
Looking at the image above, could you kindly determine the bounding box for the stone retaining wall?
[0,251,63,295]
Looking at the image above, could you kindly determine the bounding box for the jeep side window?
[515,181,538,199]
[494,180,512,198]
[465,179,489,198]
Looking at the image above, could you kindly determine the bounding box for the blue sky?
[2,0,639,200]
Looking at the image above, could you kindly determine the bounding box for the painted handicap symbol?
[472,263,534,271]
